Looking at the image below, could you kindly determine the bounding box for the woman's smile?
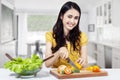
[67,22,75,27]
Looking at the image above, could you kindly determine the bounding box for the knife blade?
[67,57,79,70]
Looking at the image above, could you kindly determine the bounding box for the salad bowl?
[4,53,54,77]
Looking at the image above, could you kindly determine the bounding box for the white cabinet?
[96,44,105,68]
[87,42,96,58]
[112,0,120,27]
[87,42,97,65]
[0,41,17,68]
[112,48,120,68]
[96,0,120,27]
[96,0,112,26]
[104,46,112,68]
[89,41,120,68]
[0,0,16,68]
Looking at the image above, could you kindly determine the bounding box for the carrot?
[64,66,72,74]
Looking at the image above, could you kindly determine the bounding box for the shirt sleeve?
[45,31,53,43]
[80,32,88,46]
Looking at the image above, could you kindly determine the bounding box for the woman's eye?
[74,16,79,20]
[68,15,72,18]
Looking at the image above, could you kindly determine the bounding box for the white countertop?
[89,40,120,49]
[0,67,120,80]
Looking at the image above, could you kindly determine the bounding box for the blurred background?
[0,0,120,68]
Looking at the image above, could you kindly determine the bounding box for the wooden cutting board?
[50,69,108,79]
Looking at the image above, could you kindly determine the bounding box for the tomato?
[93,65,100,72]
[86,65,100,72]
[64,66,72,74]
[57,65,66,74]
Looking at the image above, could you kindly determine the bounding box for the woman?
[45,1,88,68]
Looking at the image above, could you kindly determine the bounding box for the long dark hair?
[52,1,81,53]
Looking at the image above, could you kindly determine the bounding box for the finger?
[61,52,66,59]
[79,58,83,64]
[62,54,66,59]
[64,52,68,59]
[76,59,80,63]
[80,60,85,66]
[77,58,81,63]
[65,52,69,59]
[60,53,64,59]
[77,58,83,65]
[60,53,62,58]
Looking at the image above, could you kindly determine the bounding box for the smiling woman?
[45,1,88,68]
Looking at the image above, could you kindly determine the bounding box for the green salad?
[4,54,43,74]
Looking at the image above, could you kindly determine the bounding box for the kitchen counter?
[89,40,120,49]
[0,67,120,80]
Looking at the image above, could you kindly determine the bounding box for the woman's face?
[61,8,80,32]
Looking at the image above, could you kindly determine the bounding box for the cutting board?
[50,69,108,79]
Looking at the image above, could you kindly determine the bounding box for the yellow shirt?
[45,31,88,68]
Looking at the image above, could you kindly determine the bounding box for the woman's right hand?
[58,47,69,59]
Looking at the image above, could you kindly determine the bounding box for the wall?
[88,7,97,41]
[80,12,88,36]
[17,12,27,55]
[14,0,91,13]
[0,0,16,68]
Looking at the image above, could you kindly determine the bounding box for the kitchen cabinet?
[96,44,105,68]
[112,0,120,27]
[88,41,120,68]
[0,1,1,26]
[87,42,97,65]
[0,0,16,68]
[96,0,120,27]
[104,46,112,68]
[0,41,16,68]
[87,42,96,59]
[96,0,112,26]
[112,48,120,68]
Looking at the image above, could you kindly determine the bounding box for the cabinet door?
[112,48,120,68]
[104,46,112,68]
[87,42,97,65]
[0,41,16,68]
[97,44,105,68]
[87,42,96,58]
[112,0,120,27]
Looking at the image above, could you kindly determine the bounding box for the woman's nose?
[70,18,75,23]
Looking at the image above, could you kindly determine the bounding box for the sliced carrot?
[64,66,72,74]
[57,65,66,74]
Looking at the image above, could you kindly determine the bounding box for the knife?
[67,57,79,70]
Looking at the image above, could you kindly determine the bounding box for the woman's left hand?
[76,57,87,67]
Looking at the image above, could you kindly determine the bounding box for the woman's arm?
[45,42,69,67]
[45,42,60,67]
[76,45,88,67]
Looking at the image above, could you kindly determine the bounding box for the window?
[27,15,57,31]
[1,4,14,43]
